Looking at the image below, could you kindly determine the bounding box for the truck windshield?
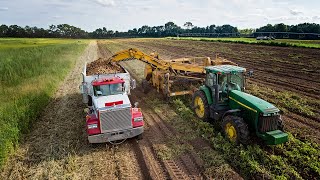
[93,83,124,96]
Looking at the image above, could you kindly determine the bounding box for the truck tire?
[142,80,151,94]
[222,115,249,144]
[88,95,92,106]
[136,134,143,140]
[192,90,210,121]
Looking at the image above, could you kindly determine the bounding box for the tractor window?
[218,74,228,91]
[206,73,216,87]
[230,73,244,90]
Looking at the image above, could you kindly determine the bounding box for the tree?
[184,22,194,29]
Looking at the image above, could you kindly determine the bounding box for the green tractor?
[192,65,288,145]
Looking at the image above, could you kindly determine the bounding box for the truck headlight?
[134,117,143,122]
[87,124,98,129]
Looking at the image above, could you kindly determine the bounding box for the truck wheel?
[88,95,92,106]
[136,134,143,140]
[192,90,210,121]
[142,80,150,94]
[222,115,249,144]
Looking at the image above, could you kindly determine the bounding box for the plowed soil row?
[112,39,320,143]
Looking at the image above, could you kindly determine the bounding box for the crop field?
[1,38,319,179]
[0,38,87,168]
[169,37,320,49]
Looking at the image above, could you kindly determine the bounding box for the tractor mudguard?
[199,85,213,105]
[221,109,241,120]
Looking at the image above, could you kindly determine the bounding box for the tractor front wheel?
[222,115,249,144]
[192,90,210,121]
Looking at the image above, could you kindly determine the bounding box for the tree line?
[1,22,320,38]
[256,23,320,34]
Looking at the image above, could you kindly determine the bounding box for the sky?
[0,0,319,32]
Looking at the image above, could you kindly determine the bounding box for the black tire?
[136,133,143,140]
[192,90,210,121]
[87,95,92,106]
[142,80,151,94]
[222,115,249,145]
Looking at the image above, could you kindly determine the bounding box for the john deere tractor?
[192,65,288,145]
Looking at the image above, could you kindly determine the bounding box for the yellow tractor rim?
[194,96,205,118]
[225,123,237,141]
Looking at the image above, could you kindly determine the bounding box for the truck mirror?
[79,83,87,94]
[248,70,254,77]
[131,79,137,89]
[79,85,85,94]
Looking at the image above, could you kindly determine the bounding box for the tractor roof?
[205,65,246,74]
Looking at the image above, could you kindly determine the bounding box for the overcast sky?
[0,0,319,31]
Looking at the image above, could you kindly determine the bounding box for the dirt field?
[1,39,319,179]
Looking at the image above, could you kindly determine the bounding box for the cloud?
[289,9,303,16]
[93,0,115,7]
[0,7,8,11]
[312,16,320,20]
[52,15,62,19]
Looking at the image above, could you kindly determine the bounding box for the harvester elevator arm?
[107,48,207,73]
[107,48,169,70]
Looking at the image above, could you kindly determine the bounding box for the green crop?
[0,38,87,168]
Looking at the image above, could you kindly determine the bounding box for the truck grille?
[99,106,132,133]
[258,115,279,133]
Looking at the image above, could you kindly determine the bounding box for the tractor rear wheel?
[222,115,249,144]
[192,90,210,121]
[142,79,151,94]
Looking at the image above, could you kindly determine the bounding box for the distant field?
[0,38,87,167]
[168,37,320,48]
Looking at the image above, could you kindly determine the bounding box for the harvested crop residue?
[86,57,124,75]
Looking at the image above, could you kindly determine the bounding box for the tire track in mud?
[130,88,205,180]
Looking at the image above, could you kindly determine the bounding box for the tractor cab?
[204,65,246,104]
